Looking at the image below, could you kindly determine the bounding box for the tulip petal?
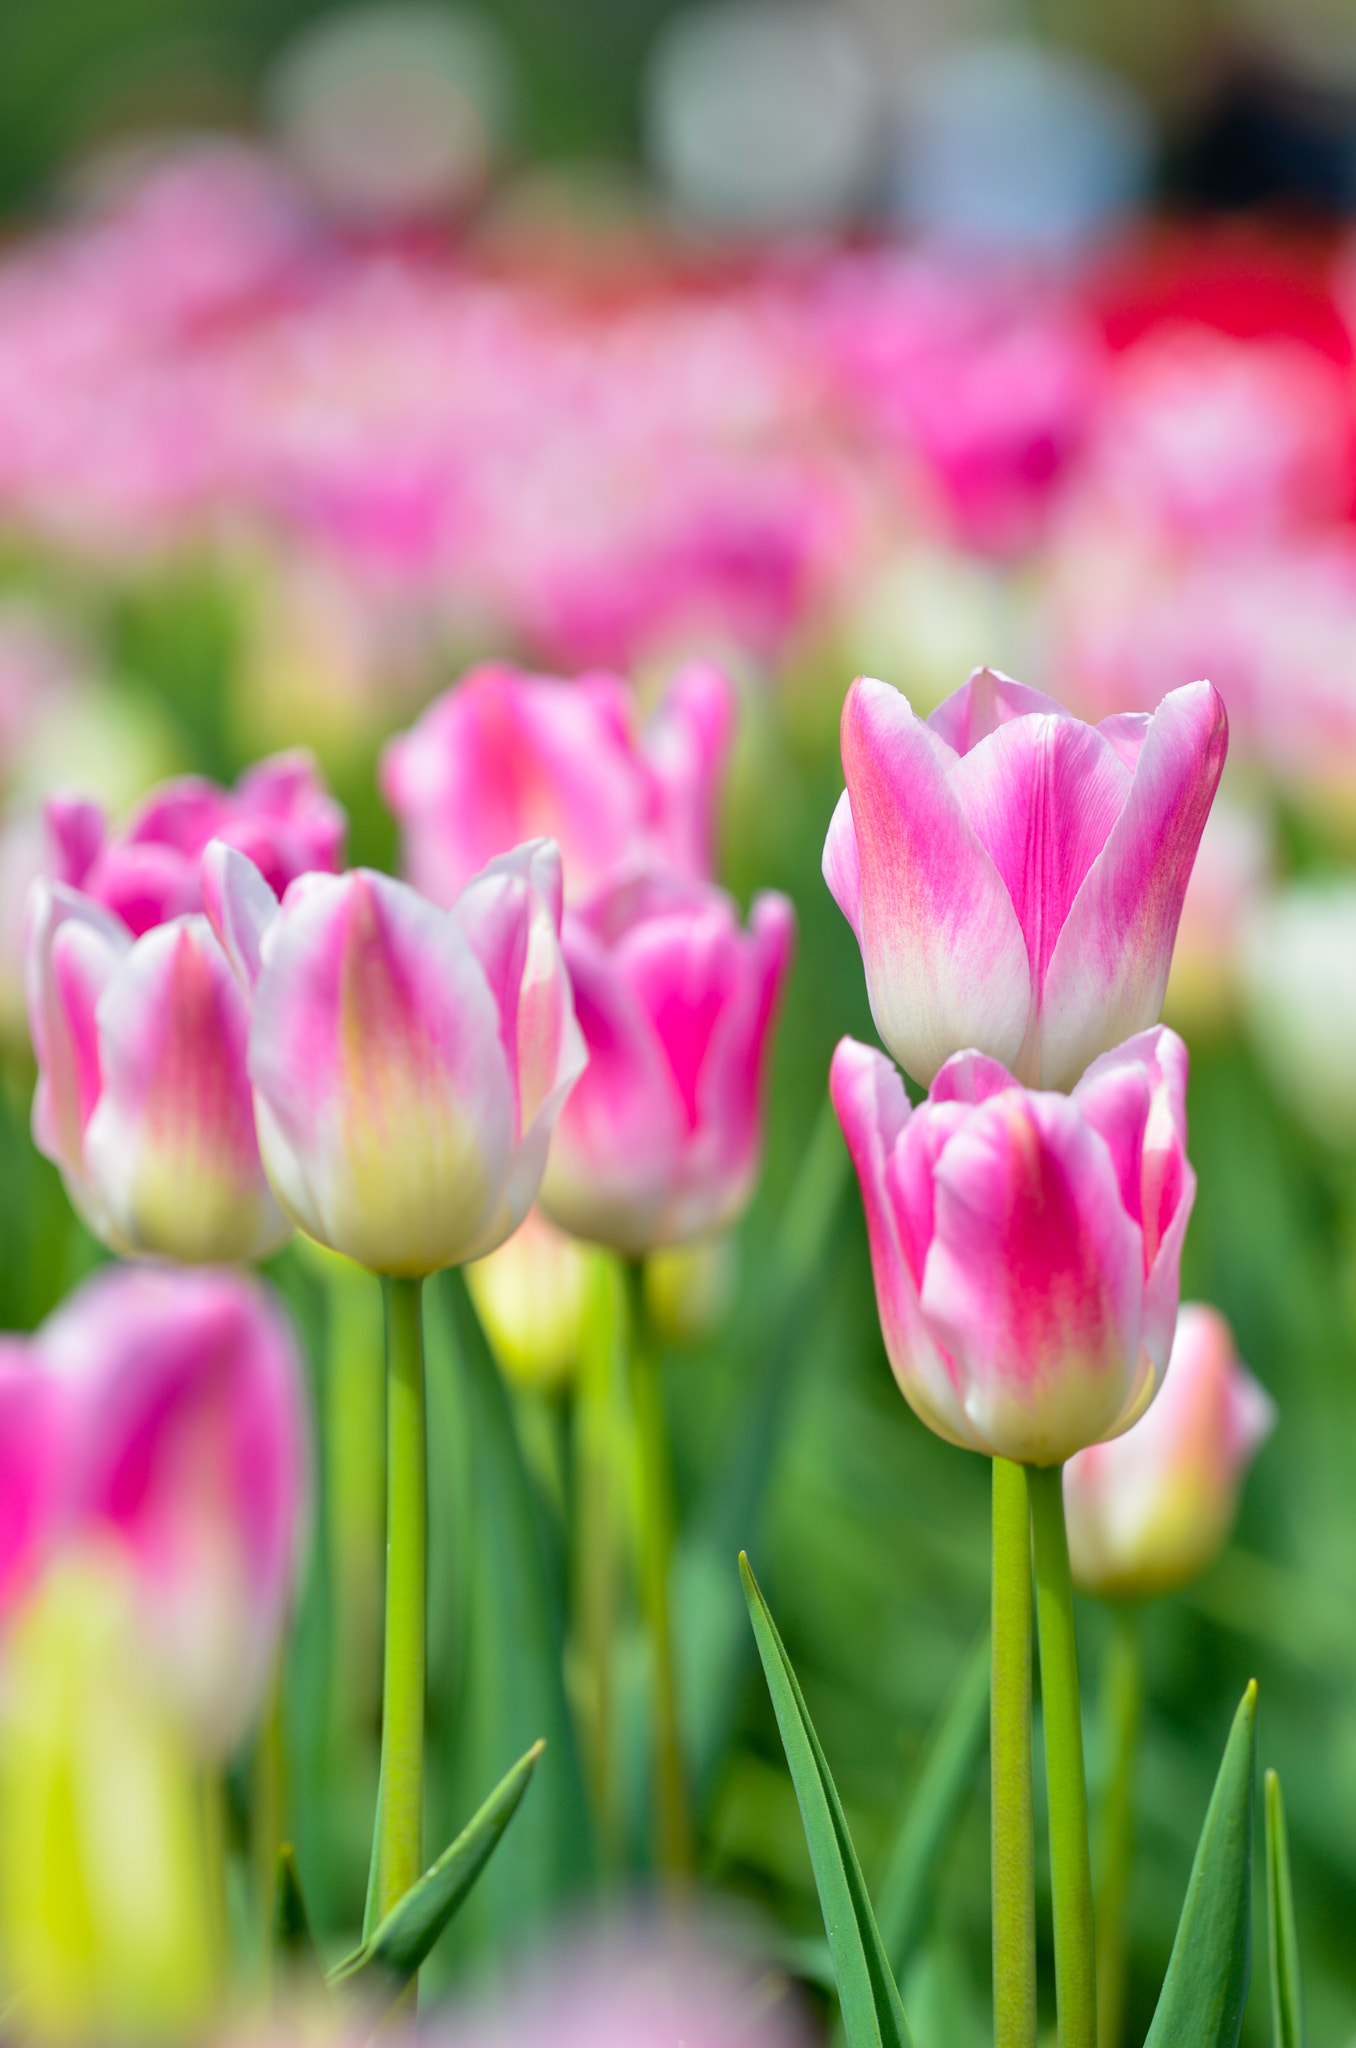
[921,1089,1144,1464]
[839,676,1031,1084]
[830,1037,975,1451]
[926,666,1069,753]
[645,657,736,877]
[1037,681,1228,1089]
[201,838,280,992]
[82,917,289,1263]
[0,1352,64,1613]
[821,789,862,940]
[26,881,129,1193]
[250,868,514,1276]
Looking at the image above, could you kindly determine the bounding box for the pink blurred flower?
[1064,1303,1274,1599]
[0,1352,64,1614]
[540,868,794,1253]
[381,657,735,908]
[830,1025,1194,1466]
[6,1262,309,1756]
[204,837,585,1276]
[26,882,290,1263]
[823,667,1227,1090]
[50,748,346,939]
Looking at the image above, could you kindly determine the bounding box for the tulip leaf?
[1265,1769,1304,2048]
[740,1552,913,2048]
[1144,1680,1257,2048]
[874,1629,990,1978]
[273,1841,325,1982]
[329,1740,544,2005]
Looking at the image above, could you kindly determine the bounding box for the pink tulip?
[380,658,735,909]
[27,882,290,1263]
[824,668,1226,1091]
[0,1352,64,1614]
[50,748,346,939]
[830,1024,1194,1466]
[539,868,794,1253]
[204,836,586,1276]
[15,1262,309,1756]
[1064,1304,1275,1599]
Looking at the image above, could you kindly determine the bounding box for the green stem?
[1094,1608,1141,2048]
[1030,1464,1096,2048]
[574,1254,624,1870]
[625,1259,692,1882]
[368,1276,427,1976]
[252,1659,286,1978]
[991,1457,1037,2048]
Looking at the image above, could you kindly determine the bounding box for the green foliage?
[1266,1770,1304,2048]
[1144,1682,1257,2048]
[740,1551,913,2048]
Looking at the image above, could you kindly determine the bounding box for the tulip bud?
[644,1233,738,1345]
[539,867,794,1254]
[205,836,586,1276]
[1064,1304,1274,1600]
[0,1551,217,2043]
[823,667,1227,1089]
[380,657,735,908]
[27,884,290,1263]
[466,1206,591,1389]
[1241,876,1356,1149]
[831,1025,1195,1466]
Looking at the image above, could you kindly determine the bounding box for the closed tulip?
[823,668,1227,1089]
[1063,1303,1274,1600]
[49,749,345,938]
[380,658,735,908]
[27,883,290,1263]
[831,1024,1194,1466]
[539,868,794,1254]
[204,836,586,1276]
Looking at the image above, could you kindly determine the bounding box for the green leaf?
[740,1552,912,2048]
[1144,1680,1258,2048]
[329,1740,544,2006]
[874,1629,990,1977]
[273,1841,325,1983]
[1265,1768,1304,2048]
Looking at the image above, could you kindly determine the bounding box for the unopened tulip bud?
[205,837,586,1276]
[831,1025,1195,1466]
[644,1233,738,1345]
[824,668,1227,1089]
[27,883,290,1263]
[540,868,794,1254]
[1064,1304,1274,1599]
[467,1206,591,1390]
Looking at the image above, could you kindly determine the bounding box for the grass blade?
[1265,1769,1304,2048]
[329,1741,543,2005]
[273,1842,325,1984]
[740,1552,912,2048]
[1144,1681,1257,2048]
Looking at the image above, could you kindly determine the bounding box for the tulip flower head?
[205,836,586,1276]
[466,1204,592,1390]
[1064,1304,1274,1600]
[380,657,735,908]
[27,883,291,1263]
[539,867,794,1254]
[823,668,1227,1089]
[831,1025,1195,1466]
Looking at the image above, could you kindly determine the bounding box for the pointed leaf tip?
[1265,1768,1304,2048]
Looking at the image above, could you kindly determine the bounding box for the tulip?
[823,668,1227,1089]
[30,1262,310,1757]
[539,868,795,1254]
[52,748,346,939]
[203,836,586,1276]
[27,882,291,1263]
[1063,1304,1274,1601]
[466,1205,592,1391]
[830,1024,1195,1466]
[1241,877,1356,1148]
[380,658,735,909]
[0,1350,63,1613]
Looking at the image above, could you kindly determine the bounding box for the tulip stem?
[1094,1609,1141,2048]
[991,1456,1037,2048]
[575,1255,625,1870]
[1030,1464,1097,2048]
[625,1259,693,1883]
[368,1275,427,1986]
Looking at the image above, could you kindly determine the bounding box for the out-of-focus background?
[5,1,1356,2043]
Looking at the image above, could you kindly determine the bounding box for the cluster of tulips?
[0,596,1294,2045]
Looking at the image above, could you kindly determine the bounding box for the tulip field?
[6,130,1356,2048]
